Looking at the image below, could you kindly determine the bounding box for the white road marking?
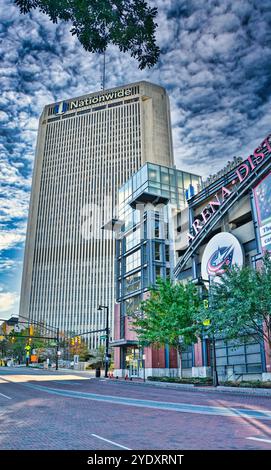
[91,433,131,450]
[247,437,271,444]
[0,391,12,400]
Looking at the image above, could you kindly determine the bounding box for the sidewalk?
[35,367,271,396]
[107,377,271,397]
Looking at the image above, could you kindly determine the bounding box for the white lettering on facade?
[70,88,132,110]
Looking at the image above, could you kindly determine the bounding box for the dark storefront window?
[214,335,263,376]
[181,344,193,369]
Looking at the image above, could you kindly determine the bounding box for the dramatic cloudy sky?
[1,0,271,318]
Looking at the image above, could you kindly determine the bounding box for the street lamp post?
[98,305,110,378]
[142,353,146,382]
[192,276,219,387]
[56,327,60,371]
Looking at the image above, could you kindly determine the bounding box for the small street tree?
[197,254,271,359]
[14,0,160,69]
[132,278,201,349]
[69,337,90,361]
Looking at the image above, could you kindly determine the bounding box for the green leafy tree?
[87,345,114,369]
[88,345,105,369]
[69,337,90,360]
[14,0,160,69]
[132,278,201,349]
[6,326,45,362]
[197,254,271,358]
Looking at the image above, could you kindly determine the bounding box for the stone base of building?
[113,368,181,379]
[262,372,271,381]
[192,366,212,378]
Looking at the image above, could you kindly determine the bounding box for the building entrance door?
[125,346,140,377]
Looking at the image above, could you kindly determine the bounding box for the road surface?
[0,367,271,450]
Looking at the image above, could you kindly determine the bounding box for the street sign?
[100,335,107,340]
[203,319,211,326]
[25,345,31,351]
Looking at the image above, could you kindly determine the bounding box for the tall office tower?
[19,81,174,348]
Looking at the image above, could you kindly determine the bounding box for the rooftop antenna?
[101,50,106,90]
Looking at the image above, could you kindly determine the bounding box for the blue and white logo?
[201,232,244,285]
[53,101,69,115]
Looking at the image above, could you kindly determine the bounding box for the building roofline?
[44,81,168,110]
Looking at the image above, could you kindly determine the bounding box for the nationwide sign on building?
[53,88,133,115]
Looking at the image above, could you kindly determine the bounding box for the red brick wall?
[152,347,166,368]
[169,347,178,368]
[114,347,121,369]
[125,316,137,341]
[194,339,203,367]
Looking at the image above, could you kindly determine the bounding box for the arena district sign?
[187,134,271,242]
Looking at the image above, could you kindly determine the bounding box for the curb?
[107,378,271,397]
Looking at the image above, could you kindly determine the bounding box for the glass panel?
[148,181,160,188]
[126,229,141,251]
[228,345,245,355]
[165,244,170,262]
[155,243,161,261]
[177,173,183,188]
[246,344,261,354]
[169,171,176,187]
[155,266,161,278]
[149,186,161,195]
[141,164,148,185]
[247,364,262,373]
[154,219,159,238]
[124,272,141,294]
[228,355,246,365]
[125,295,141,316]
[216,357,228,366]
[183,172,191,188]
[125,249,141,273]
[148,164,160,183]
[192,176,201,190]
[161,168,169,184]
[246,353,262,364]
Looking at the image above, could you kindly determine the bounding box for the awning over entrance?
[110,339,138,347]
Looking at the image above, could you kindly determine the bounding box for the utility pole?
[56,327,60,371]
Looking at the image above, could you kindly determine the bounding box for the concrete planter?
[192,366,212,378]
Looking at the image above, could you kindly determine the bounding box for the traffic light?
[70,338,75,346]
[203,299,209,309]
[29,324,34,336]
[77,336,81,345]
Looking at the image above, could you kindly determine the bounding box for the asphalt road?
[0,367,271,450]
